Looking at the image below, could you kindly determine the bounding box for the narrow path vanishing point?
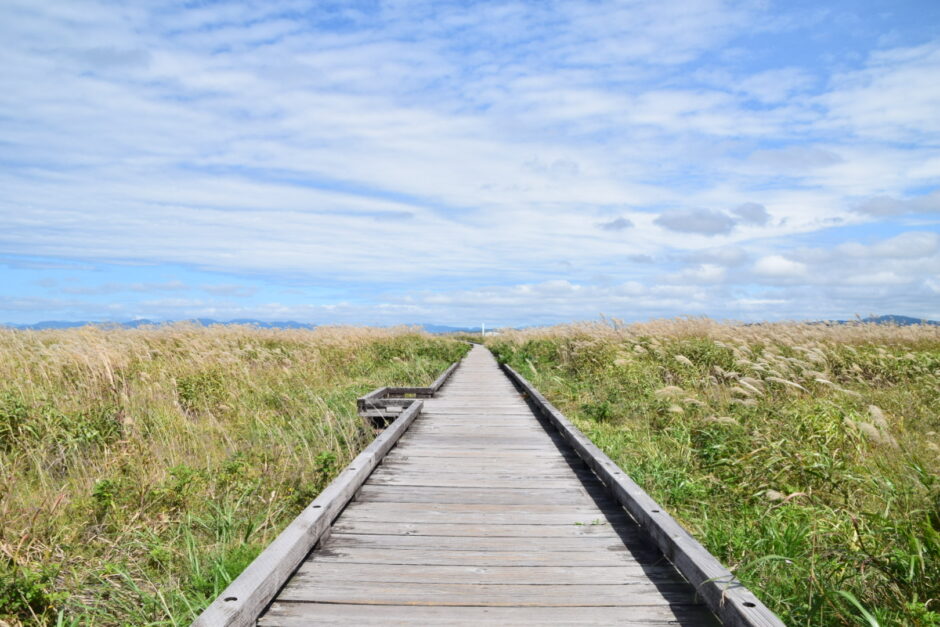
[258,345,719,625]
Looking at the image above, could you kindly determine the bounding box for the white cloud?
[597,217,634,231]
[1,1,939,325]
[683,246,748,266]
[870,232,940,258]
[747,146,844,172]
[822,42,940,142]
[666,264,727,283]
[837,231,939,259]
[734,298,787,307]
[60,281,188,295]
[736,67,815,103]
[654,208,736,235]
[844,271,912,286]
[732,202,770,226]
[853,191,940,217]
[753,255,808,278]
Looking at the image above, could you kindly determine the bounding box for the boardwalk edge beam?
[192,399,424,627]
[357,361,460,422]
[502,364,785,627]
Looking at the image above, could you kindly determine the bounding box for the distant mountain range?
[2,315,936,332]
[0,319,489,333]
[840,315,939,326]
[1,318,316,330]
[418,324,486,334]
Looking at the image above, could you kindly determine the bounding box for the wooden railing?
[502,364,784,627]
[193,401,423,627]
[193,358,462,627]
[357,361,460,427]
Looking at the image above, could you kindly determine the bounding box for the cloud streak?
[654,208,736,236]
[1,0,939,324]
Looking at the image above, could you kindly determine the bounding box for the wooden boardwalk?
[257,345,719,625]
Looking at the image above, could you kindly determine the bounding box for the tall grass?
[489,318,940,626]
[0,324,468,626]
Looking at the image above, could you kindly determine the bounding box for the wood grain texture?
[338,501,631,525]
[355,485,600,505]
[328,520,627,537]
[287,562,686,584]
[253,345,738,626]
[324,531,640,551]
[303,546,665,567]
[259,603,718,625]
[276,581,702,605]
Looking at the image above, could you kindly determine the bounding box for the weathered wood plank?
[324,532,639,551]
[287,562,685,584]
[255,344,736,627]
[381,450,584,460]
[429,361,461,392]
[396,434,559,445]
[376,463,585,476]
[259,602,719,625]
[392,442,569,452]
[328,520,627,538]
[407,423,546,432]
[376,463,586,476]
[407,429,541,435]
[305,546,666,567]
[369,467,600,482]
[376,458,587,469]
[355,485,599,506]
[414,411,533,417]
[367,475,596,489]
[388,453,575,461]
[275,581,702,606]
[339,501,631,525]
[419,405,531,411]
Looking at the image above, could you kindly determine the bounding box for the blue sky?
[1,0,938,326]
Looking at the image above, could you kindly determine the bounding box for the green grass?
[0,324,468,626]
[489,319,940,626]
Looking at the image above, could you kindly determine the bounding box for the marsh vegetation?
[0,324,467,625]
[3,317,936,625]
[489,318,940,625]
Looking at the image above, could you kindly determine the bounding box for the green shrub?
[0,560,65,623]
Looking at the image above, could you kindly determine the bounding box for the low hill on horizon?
[2,315,937,332]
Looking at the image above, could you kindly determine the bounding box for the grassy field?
[0,324,468,626]
[489,318,940,626]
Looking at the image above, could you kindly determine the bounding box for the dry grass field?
[489,318,940,625]
[3,318,937,625]
[0,324,468,625]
